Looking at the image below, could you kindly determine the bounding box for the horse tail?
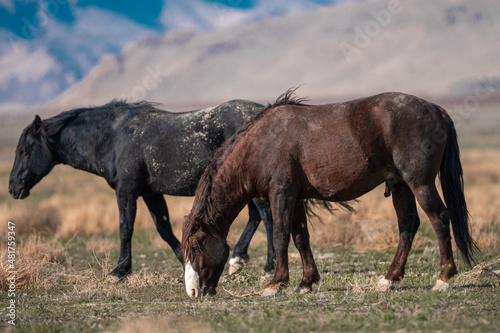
[438,105,479,266]
[304,199,355,221]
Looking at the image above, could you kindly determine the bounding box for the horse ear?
[32,115,42,134]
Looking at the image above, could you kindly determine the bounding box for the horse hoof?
[432,279,452,291]
[228,257,245,275]
[106,275,122,283]
[261,287,280,297]
[376,276,394,291]
[294,286,312,295]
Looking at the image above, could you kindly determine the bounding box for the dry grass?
[0,204,60,234]
[85,238,119,253]
[0,234,66,290]
[115,317,213,333]
[454,255,500,286]
[125,268,183,287]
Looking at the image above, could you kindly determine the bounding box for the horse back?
[111,100,263,196]
[235,92,447,202]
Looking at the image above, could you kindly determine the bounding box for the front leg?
[109,188,137,282]
[229,199,275,275]
[143,194,183,264]
[262,190,296,297]
[254,199,275,272]
[229,200,261,275]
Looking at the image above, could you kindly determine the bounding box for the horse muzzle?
[8,184,30,200]
[185,261,202,298]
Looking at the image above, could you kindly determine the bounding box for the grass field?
[0,148,499,332]
[0,115,499,331]
[0,231,499,332]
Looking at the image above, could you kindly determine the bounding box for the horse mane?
[182,87,353,260]
[43,99,159,137]
[264,86,310,110]
[17,99,160,157]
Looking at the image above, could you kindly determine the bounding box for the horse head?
[9,115,55,199]
[183,217,229,298]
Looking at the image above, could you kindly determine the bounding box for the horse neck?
[51,116,111,175]
[202,169,252,238]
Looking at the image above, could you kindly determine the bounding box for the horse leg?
[228,200,261,275]
[143,194,183,264]
[378,182,420,291]
[412,183,457,290]
[254,199,276,272]
[109,188,137,282]
[262,191,295,297]
[291,201,320,294]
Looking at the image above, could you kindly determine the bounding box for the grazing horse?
[9,99,276,280]
[182,89,478,297]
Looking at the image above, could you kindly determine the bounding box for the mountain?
[38,0,499,115]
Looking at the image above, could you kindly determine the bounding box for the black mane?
[43,99,160,137]
[264,86,310,111]
[16,99,160,156]
[230,87,310,144]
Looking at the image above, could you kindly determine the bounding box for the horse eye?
[21,144,32,155]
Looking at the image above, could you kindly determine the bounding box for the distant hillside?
[1,0,499,162]
[37,0,499,115]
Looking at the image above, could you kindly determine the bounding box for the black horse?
[9,99,275,280]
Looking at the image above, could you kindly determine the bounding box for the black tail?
[304,199,355,221]
[438,106,479,266]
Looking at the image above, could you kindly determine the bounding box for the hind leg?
[412,183,457,290]
[143,195,183,264]
[291,201,320,294]
[378,182,420,290]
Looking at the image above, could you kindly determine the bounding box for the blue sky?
[0,0,353,106]
[1,0,339,34]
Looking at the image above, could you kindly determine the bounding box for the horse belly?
[148,162,207,196]
[299,138,384,202]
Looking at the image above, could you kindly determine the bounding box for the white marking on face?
[185,261,201,298]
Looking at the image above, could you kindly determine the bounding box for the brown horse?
[182,89,478,297]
